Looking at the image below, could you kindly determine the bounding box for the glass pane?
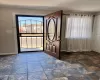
[19,20,27,33]
[18,17,43,33]
[48,19,55,40]
[20,37,43,51]
[18,16,43,52]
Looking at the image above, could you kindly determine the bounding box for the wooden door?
[44,10,63,59]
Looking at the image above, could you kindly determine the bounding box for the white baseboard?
[0,52,18,55]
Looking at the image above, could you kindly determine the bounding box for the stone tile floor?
[0,51,99,80]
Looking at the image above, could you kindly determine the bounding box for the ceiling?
[0,0,100,12]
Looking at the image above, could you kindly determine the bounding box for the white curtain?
[65,14,93,52]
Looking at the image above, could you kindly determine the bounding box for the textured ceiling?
[0,0,100,12]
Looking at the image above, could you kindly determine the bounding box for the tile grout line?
[39,60,49,80]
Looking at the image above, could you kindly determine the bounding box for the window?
[65,15,93,39]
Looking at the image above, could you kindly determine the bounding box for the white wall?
[92,14,100,53]
[0,7,53,55]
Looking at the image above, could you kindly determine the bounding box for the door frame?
[15,15,44,53]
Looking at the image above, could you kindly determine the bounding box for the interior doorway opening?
[16,15,44,52]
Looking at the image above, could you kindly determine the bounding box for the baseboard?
[0,52,17,55]
[61,50,92,53]
[91,50,100,54]
[61,50,67,52]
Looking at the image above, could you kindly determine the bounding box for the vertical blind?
[65,14,93,52]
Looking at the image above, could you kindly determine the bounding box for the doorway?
[16,15,44,52]
[16,11,63,59]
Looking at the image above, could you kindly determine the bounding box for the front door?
[44,10,63,59]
